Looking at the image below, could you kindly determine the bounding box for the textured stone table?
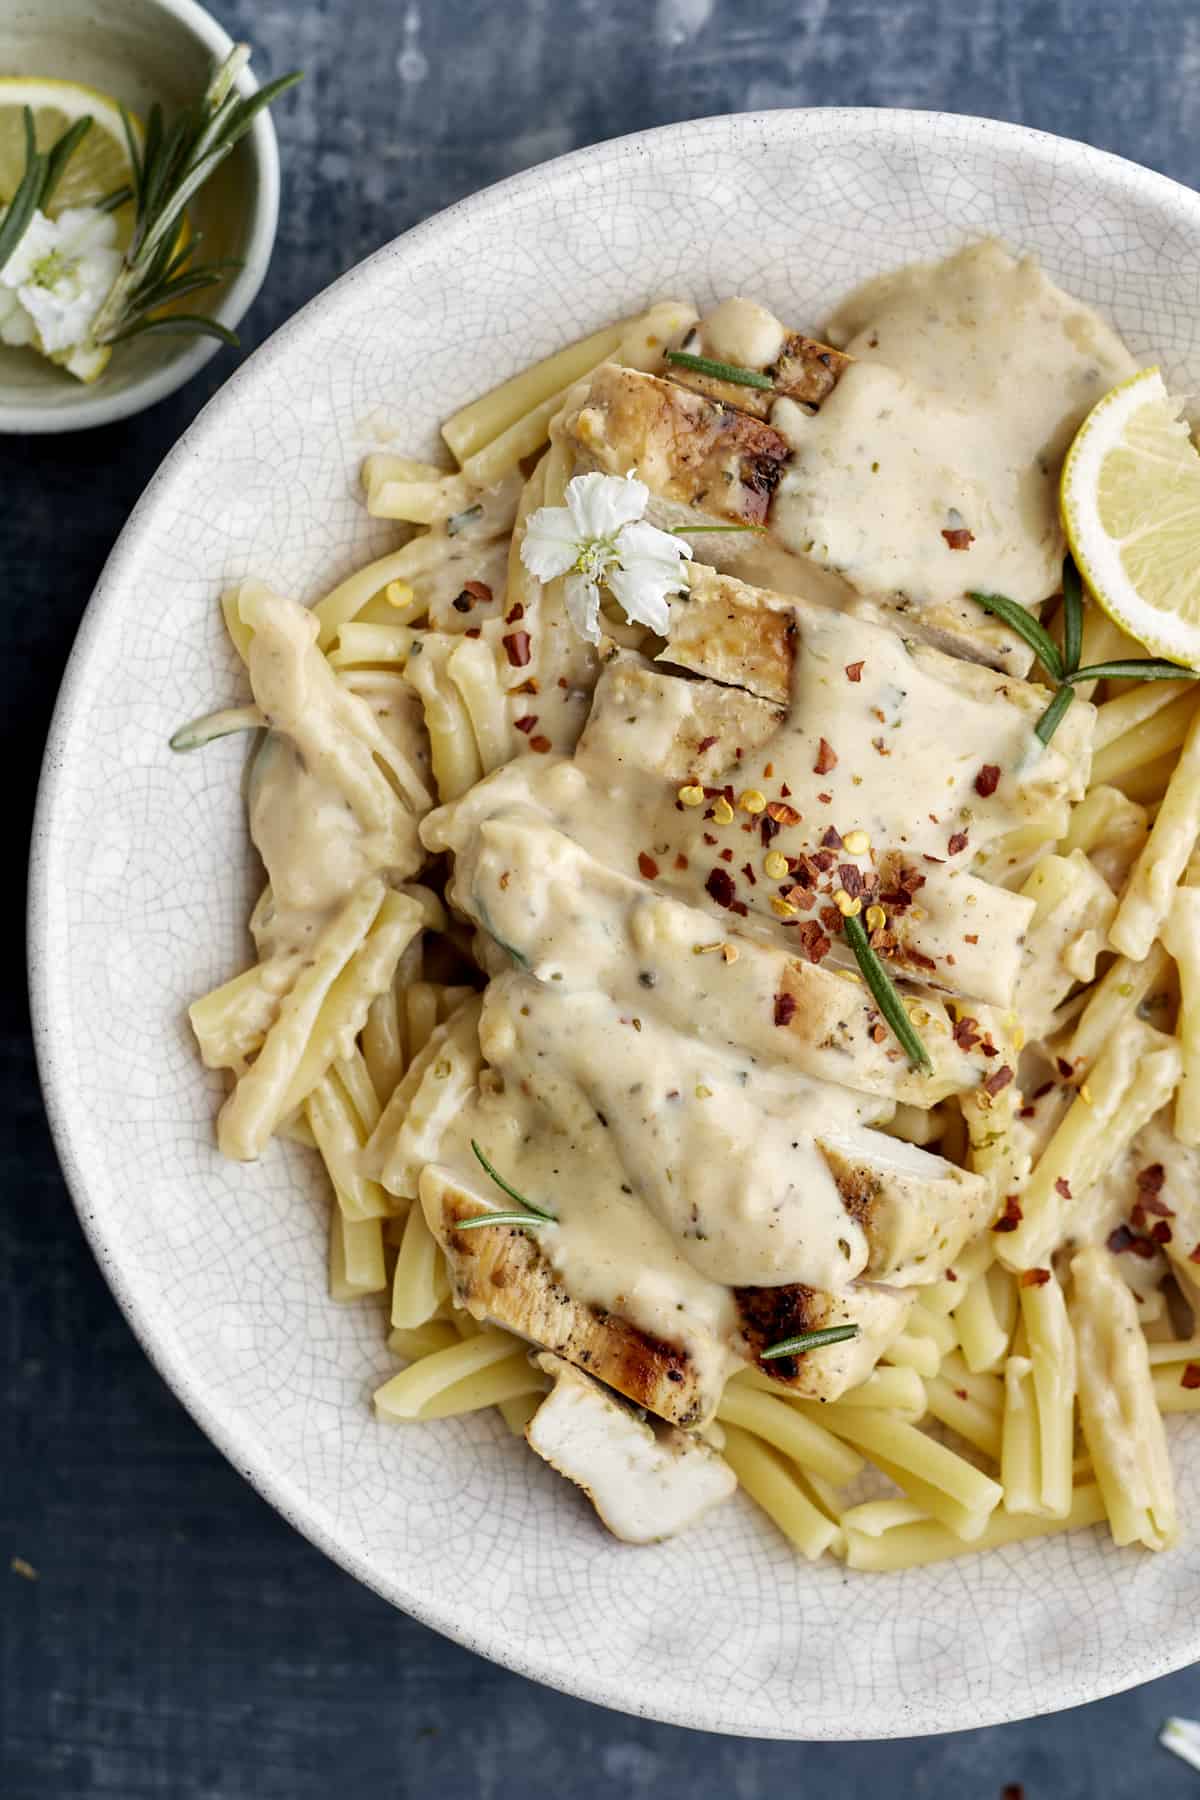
[6,0,1200,1792]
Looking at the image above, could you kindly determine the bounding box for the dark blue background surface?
[7,1,1200,1792]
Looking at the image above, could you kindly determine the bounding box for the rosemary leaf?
[107,312,240,346]
[967,590,1064,682]
[1064,657,1200,685]
[41,116,94,208]
[665,349,774,390]
[1061,555,1083,675]
[843,913,932,1072]
[471,1139,556,1220]
[1034,683,1076,745]
[670,523,767,535]
[760,1323,862,1360]
[453,1211,552,1233]
[0,112,46,275]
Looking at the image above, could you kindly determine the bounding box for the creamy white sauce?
[775,241,1136,614]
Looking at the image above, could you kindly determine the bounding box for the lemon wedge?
[0,76,137,247]
[1061,366,1200,665]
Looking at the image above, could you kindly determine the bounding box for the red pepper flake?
[974,764,1001,798]
[1142,1194,1174,1219]
[511,676,540,694]
[696,734,718,754]
[793,921,832,963]
[464,627,482,638]
[729,899,749,916]
[452,591,474,613]
[1107,1224,1157,1259]
[761,815,780,846]
[503,630,532,667]
[703,832,718,846]
[706,868,735,908]
[780,783,792,798]
[774,992,797,1027]
[763,761,774,777]
[941,526,975,550]
[923,854,945,865]
[784,884,815,911]
[557,676,568,689]
[1001,1787,1025,1800]
[872,736,891,756]
[903,947,938,973]
[514,714,538,734]
[817,791,833,804]
[504,601,525,623]
[1056,1056,1075,1080]
[964,932,979,945]
[674,853,688,870]
[954,1387,968,1401]
[720,847,733,863]
[838,864,864,898]
[1152,1220,1173,1245]
[637,852,659,880]
[947,831,969,856]
[1182,1364,1200,1390]
[953,1015,981,1051]
[819,904,843,932]
[498,871,511,890]
[814,737,838,775]
[1191,1244,1200,1265]
[945,1268,958,1283]
[741,862,757,886]
[845,661,864,682]
[1137,1163,1167,1202]
[870,1022,888,1043]
[1054,1177,1072,1200]
[1032,1080,1054,1100]
[821,827,843,850]
[993,1196,1023,1232]
[529,735,552,753]
[766,800,801,826]
[979,1038,999,1059]
[1020,1267,1051,1287]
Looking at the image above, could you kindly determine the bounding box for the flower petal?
[606,564,673,637]
[520,504,582,582]
[564,470,648,540]
[563,572,602,643]
[0,208,55,289]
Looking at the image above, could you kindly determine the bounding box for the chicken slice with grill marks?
[733,1278,913,1398]
[421,1165,732,1429]
[525,1354,737,1543]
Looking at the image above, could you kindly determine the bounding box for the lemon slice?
[0,76,137,247]
[1061,366,1200,665]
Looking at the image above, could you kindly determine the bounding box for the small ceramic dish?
[28,109,1200,1739]
[0,0,280,432]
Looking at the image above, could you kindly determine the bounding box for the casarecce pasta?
[176,240,1200,1566]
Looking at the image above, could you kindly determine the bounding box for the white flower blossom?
[520,470,692,644]
[0,205,121,356]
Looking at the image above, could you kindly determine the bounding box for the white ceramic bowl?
[0,0,280,432]
[29,109,1200,1739]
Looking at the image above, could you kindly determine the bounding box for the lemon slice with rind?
[0,77,138,245]
[1061,366,1200,665]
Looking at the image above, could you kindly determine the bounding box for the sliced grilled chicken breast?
[421,1166,730,1428]
[526,1353,737,1542]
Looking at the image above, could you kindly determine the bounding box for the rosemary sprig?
[456,1139,557,1231]
[0,109,96,275]
[87,48,301,349]
[670,523,768,536]
[843,912,932,1072]
[969,570,1200,746]
[760,1324,862,1360]
[666,349,774,390]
